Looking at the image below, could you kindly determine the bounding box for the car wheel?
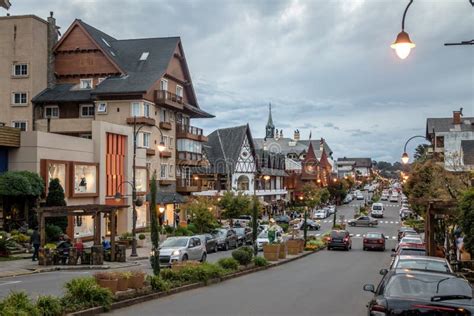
[327,246,331,250]
[345,246,349,251]
[214,244,218,253]
[201,253,207,262]
[224,243,229,251]
[363,247,366,251]
[350,222,355,227]
[182,254,188,262]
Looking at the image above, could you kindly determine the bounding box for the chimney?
[453,108,462,125]
[294,129,300,141]
[320,138,324,151]
[47,11,58,88]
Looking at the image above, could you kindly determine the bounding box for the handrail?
[176,123,203,136]
[156,90,184,104]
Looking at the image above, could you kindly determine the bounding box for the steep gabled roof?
[426,117,474,136]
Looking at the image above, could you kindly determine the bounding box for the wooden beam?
[110,210,116,261]
[39,212,46,247]
[94,214,101,246]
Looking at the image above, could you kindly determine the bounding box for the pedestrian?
[74,238,84,263]
[31,227,40,262]
[101,236,111,250]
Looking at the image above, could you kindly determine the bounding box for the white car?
[371,203,384,218]
[313,209,328,219]
[381,194,389,201]
[325,205,336,215]
[389,194,399,202]
[356,193,365,200]
[256,229,283,251]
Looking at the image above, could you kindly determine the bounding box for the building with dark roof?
[426,109,474,171]
[336,157,373,178]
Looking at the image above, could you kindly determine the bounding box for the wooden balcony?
[126,116,156,126]
[176,124,207,142]
[146,148,156,156]
[155,90,185,111]
[177,151,205,166]
[159,150,172,158]
[0,125,20,147]
[159,179,174,186]
[159,121,172,130]
[176,178,201,193]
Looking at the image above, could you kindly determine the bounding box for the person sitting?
[102,236,111,250]
[56,237,72,264]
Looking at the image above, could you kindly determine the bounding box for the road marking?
[395,221,399,224]
[356,234,361,237]
[349,234,354,237]
[392,236,397,240]
[390,221,394,224]
[0,281,22,287]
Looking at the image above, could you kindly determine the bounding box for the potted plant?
[94,272,118,294]
[118,232,133,248]
[279,241,287,259]
[137,233,146,248]
[129,270,146,289]
[115,271,131,291]
[287,239,300,255]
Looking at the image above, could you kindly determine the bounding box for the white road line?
[395,221,399,224]
[392,236,397,240]
[0,281,22,286]
[349,234,354,237]
[356,234,361,237]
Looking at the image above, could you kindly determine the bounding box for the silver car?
[348,216,378,227]
[158,236,207,267]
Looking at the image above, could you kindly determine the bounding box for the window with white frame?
[141,132,150,148]
[44,105,59,119]
[11,121,27,131]
[160,108,167,122]
[144,102,150,117]
[160,163,168,179]
[169,137,174,149]
[80,105,95,117]
[97,102,107,114]
[12,64,28,77]
[168,164,174,177]
[80,79,93,89]
[176,85,183,98]
[160,79,168,91]
[131,102,141,116]
[161,135,169,148]
[12,92,27,105]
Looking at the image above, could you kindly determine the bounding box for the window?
[98,77,106,84]
[160,108,167,122]
[97,102,107,114]
[160,163,168,179]
[131,102,141,116]
[176,85,183,98]
[80,105,95,117]
[80,79,93,89]
[12,64,28,76]
[142,132,150,148]
[11,121,27,131]
[12,92,27,105]
[79,134,92,139]
[169,137,174,149]
[73,163,98,195]
[44,106,59,118]
[177,139,202,153]
[169,164,174,177]
[139,52,149,61]
[160,79,168,91]
[101,38,111,47]
[144,103,150,117]
[161,135,169,148]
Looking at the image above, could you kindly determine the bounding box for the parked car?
[234,227,253,246]
[392,245,427,258]
[389,194,399,202]
[325,205,336,215]
[370,203,384,218]
[158,236,207,267]
[196,234,219,253]
[275,215,290,224]
[385,255,454,274]
[397,227,417,241]
[364,269,474,315]
[256,228,283,251]
[356,193,365,200]
[399,236,423,246]
[381,194,389,201]
[343,195,353,204]
[327,230,352,251]
[363,232,386,251]
[348,216,378,227]
[213,228,239,251]
[313,209,328,219]
[299,219,320,231]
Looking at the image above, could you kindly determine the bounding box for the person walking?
[31,227,40,262]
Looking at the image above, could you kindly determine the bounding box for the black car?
[327,230,352,251]
[397,227,417,241]
[234,227,253,246]
[275,215,290,224]
[299,219,320,231]
[197,234,219,253]
[212,228,239,251]
[364,269,474,315]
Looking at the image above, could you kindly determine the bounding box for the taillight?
[363,239,368,243]
[326,237,331,241]
[379,239,384,244]
[343,237,349,242]
[370,304,386,315]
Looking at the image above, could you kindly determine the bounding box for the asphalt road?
[108,193,401,316]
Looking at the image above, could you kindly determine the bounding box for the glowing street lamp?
[401,152,410,164]
[391,0,416,59]
[401,135,428,164]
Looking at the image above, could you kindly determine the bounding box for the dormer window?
[80,79,93,89]
[139,52,149,61]
[101,38,111,47]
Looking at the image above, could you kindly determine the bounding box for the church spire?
[265,103,275,139]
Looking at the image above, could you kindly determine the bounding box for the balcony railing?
[35,118,93,134]
[176,124,207,142]
[177,151,203,163]
[176,177,201,193]
[155,90,185,110]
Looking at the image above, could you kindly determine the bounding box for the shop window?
[44,160,68,194]
[73,163,98,196]
[74,215,94,238]
[135,168,148,193]
[136,204,147,228]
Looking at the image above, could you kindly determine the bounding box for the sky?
[7,0,474,162]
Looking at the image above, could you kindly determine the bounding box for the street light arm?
[401,0,414,31]
[115,180,135,194]
[403,135,429,153]
[135,124,164,139]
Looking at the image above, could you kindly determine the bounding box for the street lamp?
[391,0,415,59]
[114,117,165,257]
[401,135,429,164]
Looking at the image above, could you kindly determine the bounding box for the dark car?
[212,228,238,251]
[275,215,290,224]
[363,232,386,251]
[327,230,352,251]
[299,219,320,231]
[364,269,474,315]
[234,227,253,246]
[397,227,417,241]
[197,234,219,253]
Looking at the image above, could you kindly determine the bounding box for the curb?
[67,248,324,315]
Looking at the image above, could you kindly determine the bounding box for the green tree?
[186,197,217,233]
[459,188,474,255]
[301,184,322,209]
[218,191,252,219]
[414,144,429,162]
[45,179,68,232]
[149,173,160,276]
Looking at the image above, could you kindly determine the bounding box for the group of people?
[30,228,85,264]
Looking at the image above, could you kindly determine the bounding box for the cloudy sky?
[8,0,474,162]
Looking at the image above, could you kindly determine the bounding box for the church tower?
[265,103,275,139]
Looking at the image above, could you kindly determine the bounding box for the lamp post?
[401,135,429,164]
[332,178,339,229]
[114,116,165,257]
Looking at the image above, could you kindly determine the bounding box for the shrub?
[280,223,289,233]
[10,233,30,244]
[187,223,199,234]
[36,295,63,316]
[253,256,268,267]
[138,233,146,240]
[119,232,133,240]
[45,224,63,243]
[240,246,254,257]
[174,227,193,236]
[163,225,175,235]
[148,275,171,292]
[217,257,239,271]
[160,263,224,285]
[232,249,252,266]
[0,291,39,316]
[62,277,113,312]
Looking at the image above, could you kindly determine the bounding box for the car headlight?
[171,250,180,256]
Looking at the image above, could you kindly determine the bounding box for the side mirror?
[391,248,396,252]
[379,269,388,276]
[363,284,375,293]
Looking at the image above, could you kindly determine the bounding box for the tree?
[414,144,429,162]
[149,173,160,276]
[218,191,252,219]
[459,188,474,255]
[251,196,259,256]
[327,181,347,205]
[186,197,217,233]
[301,183,323,209]
[45,178,67,232]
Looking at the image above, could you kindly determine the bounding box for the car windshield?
[385,274,472,299]
[258,231,268,238]
[366,233,382,238]
[399,249,426,256]
[161,238,188,248]
[397,260,450,273]
[372,205,382,210]
[400,238,422,244]
[214,229,227,236]
[234,228,245,234]
[331,231,346,238]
